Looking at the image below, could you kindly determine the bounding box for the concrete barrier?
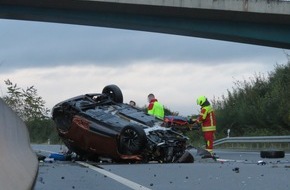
[0,98,38,190]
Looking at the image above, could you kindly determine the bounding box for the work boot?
[201,152,219,160]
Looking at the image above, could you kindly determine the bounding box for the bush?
[26,119,62,144]
[213,60,290,137]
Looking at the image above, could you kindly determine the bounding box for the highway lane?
[34,146,290,190]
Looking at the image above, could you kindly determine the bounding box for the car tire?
[260,150,285,158]
[119,125,147,155]
[102,84,123,103]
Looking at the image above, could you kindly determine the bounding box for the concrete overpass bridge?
[0,0,290,49]
[0,1,290,189]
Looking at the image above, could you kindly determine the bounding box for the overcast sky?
[0,19,288,116]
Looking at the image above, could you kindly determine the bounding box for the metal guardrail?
[214,136,290,151]
[214,136,290,145]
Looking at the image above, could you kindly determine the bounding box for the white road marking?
[216,158,245,163]
[77,161,152,190]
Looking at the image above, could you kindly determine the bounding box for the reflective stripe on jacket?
[197,105,216,132]
[148,99,164,119]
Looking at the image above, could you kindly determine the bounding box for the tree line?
[2,79,61,144]
[212,60,290,138]
[1,59,289,143]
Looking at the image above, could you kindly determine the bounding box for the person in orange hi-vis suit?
[195,96,216,155]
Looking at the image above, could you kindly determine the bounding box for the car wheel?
[119,125,147,155]
[102,84,123,103]
[260,150,285,158]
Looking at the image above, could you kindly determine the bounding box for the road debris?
[257,160,266,165]
[232,167,240,173]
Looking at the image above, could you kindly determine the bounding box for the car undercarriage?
[52,85,193,163]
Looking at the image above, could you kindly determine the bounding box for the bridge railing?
[214,136,290,152]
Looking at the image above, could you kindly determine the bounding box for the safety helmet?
[196,96,207,106]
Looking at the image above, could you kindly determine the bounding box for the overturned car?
[52,85,193,163]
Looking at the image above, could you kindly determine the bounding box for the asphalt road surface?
[34,146,290,190]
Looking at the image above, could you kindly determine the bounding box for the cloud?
[0,19,288,74]
[0,19,288,116]
[0,61,277,116]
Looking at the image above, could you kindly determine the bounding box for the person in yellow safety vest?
[195,96,217,155]
[147,93,164,120]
